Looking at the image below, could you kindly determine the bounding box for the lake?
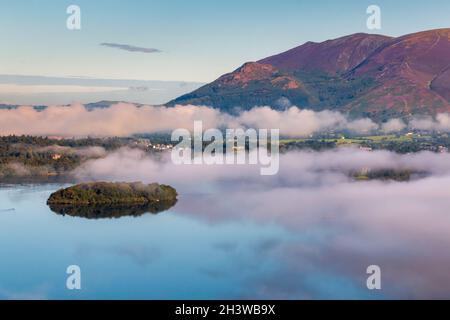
[1,179,450,299]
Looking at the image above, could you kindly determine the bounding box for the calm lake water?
[0,181,449,300]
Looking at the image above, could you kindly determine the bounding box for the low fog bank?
[74,147,450,189]
[2,103,450,137]
[72,147,450,298]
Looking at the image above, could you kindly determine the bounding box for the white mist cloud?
[0,103,229,137]
[2,103,450,137]
[381,118,407,133]
[71,147,450,299]
[234,107,378,136]
[73,147,450,192]
[409,113,450,131]
[0,104,379,137]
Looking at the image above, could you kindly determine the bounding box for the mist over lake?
[2,149,450,299]
[2,0,450,304]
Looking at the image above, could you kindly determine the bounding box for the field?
[279,133,447,153]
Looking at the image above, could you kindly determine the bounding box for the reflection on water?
[1,181,450,299]
[48,199,177,219]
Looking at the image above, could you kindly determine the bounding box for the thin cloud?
[0,103,377,137]
[100,43,161,53]
[71,148,450,299]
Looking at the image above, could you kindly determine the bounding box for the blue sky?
[0,0,449,82]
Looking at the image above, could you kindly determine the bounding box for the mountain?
[0,101,146,111]
[168,29,450,121]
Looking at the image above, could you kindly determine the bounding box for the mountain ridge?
[168,29,450,121]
